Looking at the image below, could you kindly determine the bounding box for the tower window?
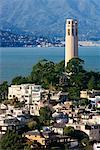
[76,28,78,36]
[68,21,70,24]
[68,29,70,35]
[72,28,74,36]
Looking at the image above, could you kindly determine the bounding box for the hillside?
[0,0,100,40]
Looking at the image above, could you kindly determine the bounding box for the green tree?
[64,126,74,136]
[73,130,89,141]
[66,58,84,75]
[68,87,80,100]
[64,127,89,141]
[39,106,52,125]
[88,76,95,90]
[0,81,8,102]
[30,59,56,88]
[0,130,24,150]
[12,76,28,85]
[79,98,89,106]
[27,120,37,130]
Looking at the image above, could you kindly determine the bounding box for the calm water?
[0,47,100,83]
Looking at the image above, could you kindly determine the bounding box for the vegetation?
[27,120,38,130]
[10,58,99,90]
[64,126,91,150]
[39,106,52,126]
[0,130,24,150]
[0,81,8,102]
[0,58,100,105]
[88,76,95,90]
[79,98,89,106]
[64,126,74,136]
[12,76,28,85]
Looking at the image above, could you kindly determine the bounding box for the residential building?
[0,115,24,135]
[66,123,100,141]
[8,84,42,105]
[52,123,66,135]
[80,90,89,99]
[24,130,52,146]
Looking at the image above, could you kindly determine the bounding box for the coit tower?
[65,19,78,67]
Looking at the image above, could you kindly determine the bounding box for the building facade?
[8,84,42,105]
[65,19,78,67]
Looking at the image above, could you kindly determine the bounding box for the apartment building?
[8,84,42,105]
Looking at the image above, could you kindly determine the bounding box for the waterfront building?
[65,19,78,67]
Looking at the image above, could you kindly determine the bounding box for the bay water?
[0,47,100,83]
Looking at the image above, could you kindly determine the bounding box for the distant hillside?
[0,0,100,40]
[0,30,65,47]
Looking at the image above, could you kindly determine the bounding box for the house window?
[68,29,70,36]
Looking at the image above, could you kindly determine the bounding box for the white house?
[93,142,100,150]
[52,123,66,135]
[8,84,42,105]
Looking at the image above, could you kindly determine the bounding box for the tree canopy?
[0,130,24,150]
[10,58,100,99]
[39,106,52,125]
[0,81,8,102]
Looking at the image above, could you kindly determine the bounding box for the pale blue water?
[0,47,100,83]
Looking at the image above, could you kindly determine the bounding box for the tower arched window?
[76,28,78,36]
[72,28,74,36]
[68,29,70,36]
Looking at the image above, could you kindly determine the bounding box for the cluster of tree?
[11,58,100,100]
[0,81,8,102]
[66,58,100,100]
[64,126,92,150]
[0,58,100,102]
[27,106,52,131]
[0,130,25,150]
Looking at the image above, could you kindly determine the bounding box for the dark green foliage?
[64,126,74,136]
[66,58,84,75]
[30,59,58,88]
[0,81,8,102]
[27,120,38,130]
[11,58,100,95]
[86,71,100,90]
[68,87,80,100]
[88,76,95,90]
[12,76,28,85]
[79,98,89,106]
[73,130,89,141]
[39,106,52,125]
[64,126,89,141]
[0,130,24,150]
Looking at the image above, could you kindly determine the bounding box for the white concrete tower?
[65,19,78,67]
